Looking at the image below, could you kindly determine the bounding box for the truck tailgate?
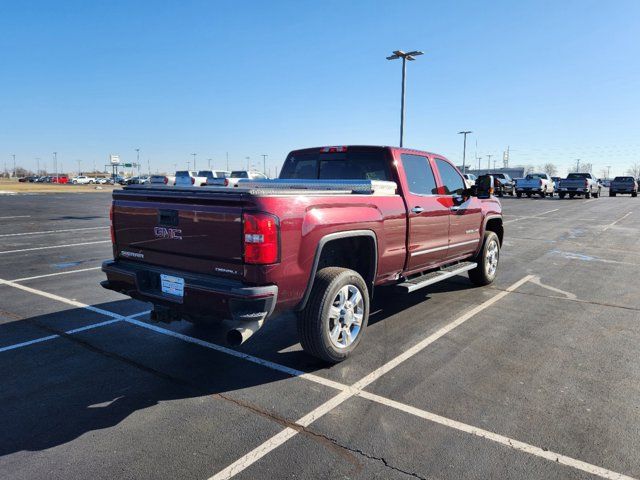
[112,187,250,275]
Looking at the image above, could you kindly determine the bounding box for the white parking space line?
[0,277,126,319]
[10,267,102,283]
[2,276,634,479]
[0,240,111,254]
[124,317,348,392]
[0,215,31,219]
[0,226,109,238]
[0,312,150,354]
[210,275,534,479]
[602,212,632,231]
[504,208,559,224]
[357,391,637,480]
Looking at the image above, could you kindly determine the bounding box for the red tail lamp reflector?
[243,213,279,264]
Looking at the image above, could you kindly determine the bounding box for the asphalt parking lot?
[1,191,639,480]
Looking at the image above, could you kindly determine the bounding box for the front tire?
[298,267,369,363]
[585,191,591,199]
[469,231,500,286]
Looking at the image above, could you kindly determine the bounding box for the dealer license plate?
[160,274,184,298]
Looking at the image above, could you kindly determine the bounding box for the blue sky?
[1,0,639,176]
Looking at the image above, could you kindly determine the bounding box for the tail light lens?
[243,213,279,264]
[191,176,195,185]
[539,179,543,187]
[163,176,168,184]
[224,178,229,186]
[584,179,588,187]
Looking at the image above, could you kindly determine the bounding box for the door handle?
[411,206,424,214]
[450,206,461,212]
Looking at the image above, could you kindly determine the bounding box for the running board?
[397,261,477,293]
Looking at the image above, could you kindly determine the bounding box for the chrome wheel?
[327,284,364,349]
[485,239,499,278]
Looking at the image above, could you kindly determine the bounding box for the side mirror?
[475,175,494,198]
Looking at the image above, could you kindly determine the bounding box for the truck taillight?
[584,179,588,187]
[191,177,195,185]
[109,205,115,244]
[163,176,168,184]
[243,213,279,264]
[539,179,542,187]
[320,146,347,153]
[224,178,229,186]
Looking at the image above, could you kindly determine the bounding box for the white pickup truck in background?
[515,173,555,198]
[71,175,96,184]
[174,171,208,186]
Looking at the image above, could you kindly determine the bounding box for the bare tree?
[542,163,558,176]
[599,168,609,179]
[626,162,640,178]
[577,162,593,173]
[524,165,536,175]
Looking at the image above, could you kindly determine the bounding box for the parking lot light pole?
[486,154,492,171]
[53,152,57,182]
[192,153,197,171]
[387,50,423,147]
[457,131,472,173]
[262,154,268,175]
[12,154,16,177]
[575,159,581,172]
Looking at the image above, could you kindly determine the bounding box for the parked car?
[126,176,150,185]
[462,173,477,188]
[150,174,176,185]
[515,173,555,198]
[96,177,112,184]
[71,175,95,184]
[198,170,230,186]
[219,170,269,187]
[557,173,601,199]
[609,176,638,197]
[51,175,69,184]
[475,173,513,197]
[102,145,503,363]
[490,173,515,196]
[173,170,206,186]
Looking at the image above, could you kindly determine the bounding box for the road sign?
[110,154,120,165]
[123,163,132,167]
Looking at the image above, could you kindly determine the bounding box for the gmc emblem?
[154,226,182,240]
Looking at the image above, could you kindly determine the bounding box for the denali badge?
[121,251,144,259]
[154,226,183,240]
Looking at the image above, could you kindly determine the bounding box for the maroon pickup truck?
[102,146,503,362]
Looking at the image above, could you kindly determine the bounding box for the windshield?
[280,149,391,180]
[230,171,249,178]
[525,174,544,179]
[613,176,634,182]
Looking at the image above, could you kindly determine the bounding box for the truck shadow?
[1,281,475,456]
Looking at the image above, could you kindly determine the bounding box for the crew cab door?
[398,153,451,272]
[433,158,483,260]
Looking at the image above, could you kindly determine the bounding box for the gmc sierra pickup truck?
[102,146,503,362]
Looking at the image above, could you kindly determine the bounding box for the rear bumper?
[101,260,278,323]
[516,187,543,193]
[558,187,589,193]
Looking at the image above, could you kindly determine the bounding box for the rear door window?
[400,154,437,195]
[435,158,465,195]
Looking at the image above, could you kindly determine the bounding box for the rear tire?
[468,231,500,287]
[585,191,591,199]
[610,192,616,197]
[633,192,638,197]
[298,267,369,363]
[559,193,565,199]
[516,192,522,198]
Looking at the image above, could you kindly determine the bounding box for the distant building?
[458,166,526,178]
